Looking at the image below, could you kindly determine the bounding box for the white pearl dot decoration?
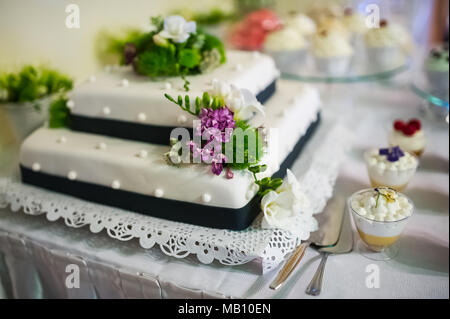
[102,106,111,115]
[104,65,112,73]
[32,162,41,172]
[66,100,75,109]
[234,63,243,71]
[120,79,129,87]
[202,193,212,203]
[137,113,147,122]
[164,82,172,90]
[252,51,260,59]
[136,150,148,158]
[88,75,96,82]
[56,136,67,144]
[154,188,164,198]
[177,115,187,124]
[68,171,77,180]
[96,142,107,150]
[111,180,121,189]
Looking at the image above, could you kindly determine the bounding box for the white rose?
[261,169,317,236]
[158,15,196,43]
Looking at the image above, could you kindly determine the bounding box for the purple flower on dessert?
[379,146,404,162]
[198,107,236,142]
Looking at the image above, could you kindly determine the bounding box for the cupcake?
[284,12,317,38]
[312,29,354,76]
[264,27,308,72]
[341,8,368,38]
[425,46,449,93]
[364,146,418,191]
[388,119,426,157]
[349,187,413,252]
[364,19,405,70]
[317,17,351,40]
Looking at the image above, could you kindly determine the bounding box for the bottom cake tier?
[19,80,321,230]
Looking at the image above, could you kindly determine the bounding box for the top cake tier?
[68,51,279,129]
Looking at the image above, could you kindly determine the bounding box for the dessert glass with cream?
[364,146,418,191]
[349,187,414,260]
[388,119,425,157]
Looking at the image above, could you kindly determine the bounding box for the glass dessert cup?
[364,150,418,192]
[349,189,413,261]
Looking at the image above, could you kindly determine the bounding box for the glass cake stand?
[281,54,409,84]
[411,78,449,124]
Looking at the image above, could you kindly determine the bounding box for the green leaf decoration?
[179,48,201,69]
[134,46,178,77]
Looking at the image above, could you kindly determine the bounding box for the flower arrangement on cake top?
[164,79,265,176]
[119,15,226,78]
[165,80,316,234]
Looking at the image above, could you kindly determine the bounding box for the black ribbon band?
[22,113,320,230]
[69,80,277,145]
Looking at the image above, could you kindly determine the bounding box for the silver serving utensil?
[269,197,346,290]
[305,207,353,296]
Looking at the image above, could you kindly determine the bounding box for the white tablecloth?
[0,79,448,299]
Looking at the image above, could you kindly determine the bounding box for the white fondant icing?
[89,75,96,83]
[111,180,121,189]
[164,82,172,90]
[202,193,212,203]
[68,171,77,180]
[154,188,164,198]
[20,80,320,208]
[32,162,41,172]
[69,51,279,127]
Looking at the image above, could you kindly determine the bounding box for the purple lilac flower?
[198,107,236,142]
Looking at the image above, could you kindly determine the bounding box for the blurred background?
[0,0,448,158]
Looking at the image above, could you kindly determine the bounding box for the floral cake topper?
[164,80,315,235]
[121,15,226,79]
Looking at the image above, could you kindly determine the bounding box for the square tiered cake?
[19,19,321,230]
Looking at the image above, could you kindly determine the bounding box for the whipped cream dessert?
[365,20,399,48]
[285,12,316,37]
[350,187,413,251]
[388,119,426,156]
[364,146,418,191]
[264,27,307,52]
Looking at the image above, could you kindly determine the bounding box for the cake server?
[305,207,353,296]
[269,197,346,290]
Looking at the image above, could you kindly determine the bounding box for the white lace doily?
[0,123,352,274]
